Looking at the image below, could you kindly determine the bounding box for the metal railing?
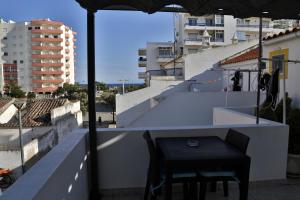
[236,24,271,28]
[184,23,224,27]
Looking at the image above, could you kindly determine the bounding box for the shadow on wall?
[116,70,225,128]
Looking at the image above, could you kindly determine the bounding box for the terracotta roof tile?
[264,27,300,41]
[0,99,68,128]
[221,48,259,66]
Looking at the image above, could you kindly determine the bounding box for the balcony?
[32,38,63,43]
[236,24,274,32]
[31,29,63,34]
[32,79,64,83]
[32,62,63,67]
[184,22,224,31]
[184,38,203,46]
[138,48,146,56]
[32,70,64,75]
[32,87,58,92]
[138,57,147,67]
[1,117,294,200]
[32,45,63,51]
[65,33,70,38]
[32,54,63,59]
[138,72,147,79]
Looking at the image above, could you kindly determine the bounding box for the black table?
[156,136,251,200]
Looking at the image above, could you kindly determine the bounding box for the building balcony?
[3,63,17,67]
[65,33,70,38]
[32,87,58,92]
[30,20,63,26]
[138,48,146,56]
[138,57,147,67]
[32,54,63,59]
[184,23,224,31]
[65,56,70,60]
[65,49,70,54]
[32,45,63,51]
[0,115,294,200]
[236,24,275,32]
[31,29,63,34]
[32,79,64,84]
[32,62,63,67]
[66,63,70,68]
[138,72,147,79]
[184,38,203,46]
[32,38,63,43]
[32,70,64,75]
[66,41,70,46]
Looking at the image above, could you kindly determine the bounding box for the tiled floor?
[101,179,300,200]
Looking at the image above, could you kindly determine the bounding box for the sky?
[0,0,174,84]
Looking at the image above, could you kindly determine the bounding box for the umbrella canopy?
[76,0,300,19]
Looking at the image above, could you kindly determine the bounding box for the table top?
[156,136,247,163]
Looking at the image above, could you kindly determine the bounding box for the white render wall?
[129,91,261,128]
[263,33,300,107]
[116,79,186,127]
[184,40,258,80]
[97,121,289,189]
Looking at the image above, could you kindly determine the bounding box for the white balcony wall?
[184,39,258,80]
[128,91,261,128]
[116,80,186,127]
[1,129,89,200]
[97,121,288,189]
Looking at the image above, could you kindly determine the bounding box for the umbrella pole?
[87,10,100,199]
[256,17,263,124]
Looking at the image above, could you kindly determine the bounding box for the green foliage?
[96,82,108,91]
[125,84,146,92]
[52,83,88,112]
[8,83,26,98]
[101,92,116,123]
[27,92,36,99]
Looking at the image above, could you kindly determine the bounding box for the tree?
[27,92,36,99]
[8,83,26,98]
[101,92,116,124]
[96,81,108,91]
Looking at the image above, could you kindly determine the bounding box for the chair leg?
[199,181,207,200]
[183,182,189,200]
[144,176,150,200]
[223,181,229,197]
[210,181,217,192]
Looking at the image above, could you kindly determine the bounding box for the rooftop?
[220,47,259,65]
[264,27,300,41]
[0,99,68,128]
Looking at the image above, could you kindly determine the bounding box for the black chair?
[143,131,198,200]
[198,129,250,200]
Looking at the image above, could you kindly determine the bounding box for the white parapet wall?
[97,122,289,189]
[0,104,17,124]
[51,101,81,124]
[116,79,186,127]
[1,129,89,200]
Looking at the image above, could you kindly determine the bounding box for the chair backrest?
[143,131,159,183]
[225,129,250,154]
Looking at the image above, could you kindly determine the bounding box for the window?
[215,30,224,42]
[158,47,172,57]
[188,18,197,26]
[272,54,284,73]
[20,60,24,64]
[4,52,8,56]
[13,60,17,64]
[215,15,224,25]
[3,37,7,40]
[28,27,32,30]
[54,35,58,38]
[35,27,40,30]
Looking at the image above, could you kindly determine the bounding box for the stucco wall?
[97,123,289,189]
[263,34,300,107]
[129,91,261,128]
[184,40,258,80]
[0,104,17,124]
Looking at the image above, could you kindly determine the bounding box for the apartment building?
[0,18,76,94]
[138,14,288,84]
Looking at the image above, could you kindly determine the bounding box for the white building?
[0,18,76,94]
[138,14,286,84]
